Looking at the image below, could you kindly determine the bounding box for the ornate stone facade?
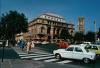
[16,13,74,41]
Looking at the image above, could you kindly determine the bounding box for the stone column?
[37,25,41,34]
[44,26,47,34]
[55,28,57,35]
[50,26,54,42]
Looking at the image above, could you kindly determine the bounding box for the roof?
[43,12,64,19]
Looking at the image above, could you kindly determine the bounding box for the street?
[0,47,100,68]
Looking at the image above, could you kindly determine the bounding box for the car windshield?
[85,48,89,52]
[84,45,91,52]
[85,45,91,49]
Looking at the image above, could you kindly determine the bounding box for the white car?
[53,45,96,63]
[80,42,92,46]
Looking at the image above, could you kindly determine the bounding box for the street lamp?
[1,23,8,62]
[94,20,97,43]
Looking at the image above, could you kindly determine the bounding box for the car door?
[73,47,84,60]
[62,47,74,59]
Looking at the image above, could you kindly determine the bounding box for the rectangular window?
[75,47,83,52]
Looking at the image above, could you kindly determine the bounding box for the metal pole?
[94,20,96,43]
[2,40,5,62]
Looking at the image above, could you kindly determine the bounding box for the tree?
[0,19,1,38]
[85,31,95,42]
[59,28,71,40]
[0,16,5,39]
[0,10,28,40]
[74,32,84,44]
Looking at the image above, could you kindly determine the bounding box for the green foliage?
[59,28,71,40]
[35,43,58,53]
[0,10,28,40]
[74,32,84,43]
[85,31,95,42]
[97,28,100,39]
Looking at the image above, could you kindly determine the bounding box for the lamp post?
[2,23,8,62]
[94,20,97,43]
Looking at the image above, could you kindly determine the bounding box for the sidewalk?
[0,59,45,68]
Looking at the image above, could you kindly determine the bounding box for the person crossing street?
[18,39,25,51]
[26,39,31,54]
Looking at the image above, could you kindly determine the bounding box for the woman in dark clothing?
[18,39,25,51]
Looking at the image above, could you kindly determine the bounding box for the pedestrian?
[31,40,35,48]
[64,40,69,48]
[18,39,25,51]
[26,39,31,54]
[58,39,69,49]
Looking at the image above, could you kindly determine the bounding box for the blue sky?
[1,0,100,32]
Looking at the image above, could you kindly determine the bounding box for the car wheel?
[83,58,90,63]
[55,54,61,59]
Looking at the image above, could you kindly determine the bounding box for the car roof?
[69,45,84,48]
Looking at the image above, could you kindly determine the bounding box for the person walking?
[26,40,31,54]
[18,39,25,51]
[31,40,35,48]
[58,39,69,49]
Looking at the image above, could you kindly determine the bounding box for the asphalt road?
[0,47,100,68]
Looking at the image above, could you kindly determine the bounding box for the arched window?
[41,26,45,33]
[47,27,51,34]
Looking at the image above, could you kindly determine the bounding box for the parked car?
[85,44,100,58]
[53,45,96,63]
[80,42,92,46]
[95,41,100,45]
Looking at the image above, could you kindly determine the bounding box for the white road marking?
[19,54,53,57]
[34,52,53,55]
[57,60,72,64]
[20,54,54,59]
[19,53,39,56]
[44,58,58,62]
[33,56,55,60]
[18,52,73,64]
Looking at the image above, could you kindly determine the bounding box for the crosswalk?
[18,52,73,64]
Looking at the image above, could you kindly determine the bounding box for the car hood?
[89,49,100,54]
[87,51,96,55]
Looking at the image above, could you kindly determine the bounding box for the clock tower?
[77,17,85,33]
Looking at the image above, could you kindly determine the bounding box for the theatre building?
[16,13,74,41]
